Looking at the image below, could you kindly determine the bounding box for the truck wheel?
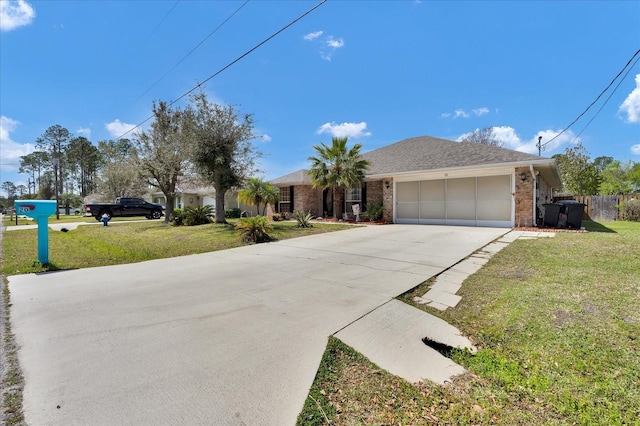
[151,210,162,220]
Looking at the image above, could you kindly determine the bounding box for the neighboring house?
[150,178,253,214]
[269,135,562,228]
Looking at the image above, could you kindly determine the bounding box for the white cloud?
[443,107,491,119]
[631,144,640,155]
[0,0,35,32]
[473,107,489,116]
[303,30,323,41]
[0,116,19,142]
[326,37,344,49]
[456,125,578,155]
[260,134,272,143]
[619,74,640,123]
[316,122,371,139]
[304,29,344,61]
[77,127,91,138]
[0,115,36,171]
[105,119,136,138]
[492,126,522,146]
[528,128,579,154]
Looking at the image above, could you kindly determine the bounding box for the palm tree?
[261,183,280,216]
[238,177,267,216]
[238,178,280,216]
[308,136,370,219]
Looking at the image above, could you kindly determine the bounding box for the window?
[278,186,292,213]
[345,187,362,215]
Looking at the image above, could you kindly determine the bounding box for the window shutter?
[289,186,294,212]
[362,182,367,210]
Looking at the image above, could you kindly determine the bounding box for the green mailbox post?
[14,200,57,264]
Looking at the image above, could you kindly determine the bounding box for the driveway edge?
[0,222,26,425]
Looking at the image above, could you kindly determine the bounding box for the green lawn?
[299,221,640,425]
[2,214,96,227]
[1,220,356,275]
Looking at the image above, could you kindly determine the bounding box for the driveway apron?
[8,225,506,425]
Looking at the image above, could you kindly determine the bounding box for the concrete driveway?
[8,225,506,425]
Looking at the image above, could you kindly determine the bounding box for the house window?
[278,186,292,213]
[345,187,362,215]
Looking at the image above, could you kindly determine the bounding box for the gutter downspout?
[530,164,536,227]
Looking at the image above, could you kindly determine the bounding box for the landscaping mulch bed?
[513,226,587,233]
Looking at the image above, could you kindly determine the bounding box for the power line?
[143,0,181,44]
[569,55,640,146]
[132,0,250,104]
[542,48,640,148]
[118,0,327,140]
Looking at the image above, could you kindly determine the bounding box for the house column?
[514,166,534,227]
[382,178,394,222]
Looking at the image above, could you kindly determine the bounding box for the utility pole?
[537,136,543,156]
[54,156,60,220]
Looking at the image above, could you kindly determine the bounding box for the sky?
[1,0,639,194]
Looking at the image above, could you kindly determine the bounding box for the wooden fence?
[553,194,639,221]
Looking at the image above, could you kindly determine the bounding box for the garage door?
[396,175,512,227]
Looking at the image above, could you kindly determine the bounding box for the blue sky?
[1,0,639,192]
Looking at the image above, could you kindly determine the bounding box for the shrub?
[183,205,213,226]
[621,199,640,221]
[363,202,385,221]
[293,210,313,228]
[225,208,241,219]
[171,208,185,226]
[236,216,272,243]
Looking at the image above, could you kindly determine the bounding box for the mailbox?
[14,200,57,264]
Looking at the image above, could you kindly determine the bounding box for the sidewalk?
[412,230,555,310]
[334,230,556,385]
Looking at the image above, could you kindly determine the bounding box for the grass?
[1,281,25,426]
[2,214,96,227]
[299,220,640,425]
[1,220,356,275]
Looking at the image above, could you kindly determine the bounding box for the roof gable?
[269,169,311,186]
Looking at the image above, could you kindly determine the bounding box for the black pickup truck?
[84,197,164,221]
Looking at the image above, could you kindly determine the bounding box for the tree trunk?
[333,187,344,219]
[165,194,175,223]
[214,181,227,223]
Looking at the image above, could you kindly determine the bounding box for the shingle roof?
[269,169,312,185]
[268,135,560,186]
[361,135,548,176]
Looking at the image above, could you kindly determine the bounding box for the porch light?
[520,173,527,183]
[385,181,390,190]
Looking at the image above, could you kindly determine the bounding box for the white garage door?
[396,175,512,227]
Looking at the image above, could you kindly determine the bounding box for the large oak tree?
[135,101,191,222]
[552,145,600,195]
[186,91,259,223]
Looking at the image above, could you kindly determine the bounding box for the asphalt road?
[8,224,506,425]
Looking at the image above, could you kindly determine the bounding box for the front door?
[322,188,333,218]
